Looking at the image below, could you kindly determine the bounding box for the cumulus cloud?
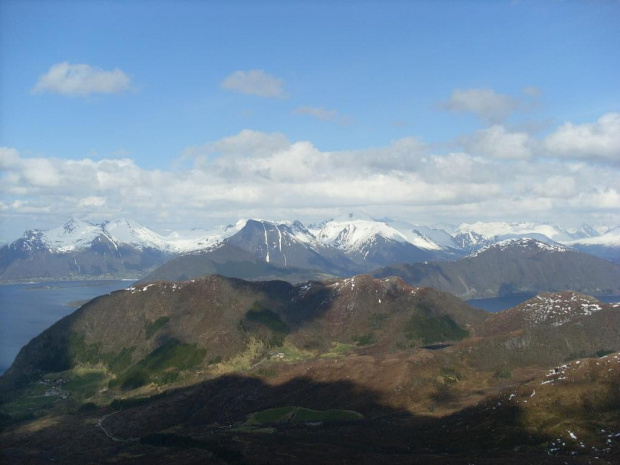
[459,125,533,159]
[221,70,286,98]
[439,88,520,124]
[544,113,620,162]
[32,62,132,96]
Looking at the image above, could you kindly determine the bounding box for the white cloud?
[1,120,619,239]
[32,62,132,97]
[21,158,61,187]
[531,176,577,198]
[184,129,290,158]
[0,147,20,169]
[459,125,533,159]
[78,196,106,208]
[440,88,520,123]
[544,113,620,162]
[221,70,286,98]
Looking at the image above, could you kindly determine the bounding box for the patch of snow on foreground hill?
[521,293,603,327]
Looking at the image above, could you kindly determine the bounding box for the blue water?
[466,294,537,312]
[467,294,620,313]
[0,280,133,374]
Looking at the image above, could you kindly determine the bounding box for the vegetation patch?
[0,366,114,424]
[208,355,222,365]
[110,391,169,410]
[145,316,170,340]
[404,314,469,345]
[139,338,206,372]
[67,333,103,366]
[212,337,265,374]
[245,303,289,334]
[494,368,512,379]
[320,342,354,358]
[369,312,389,330]
[275,344,314,362]
[64,368,107,397]
[247,406,363,425]
[254,367,277,378]
[352,332,375,346]
[242,303,290,349]
[109,338,206,390]
[107,347,136,373]
[440,367,463,385]
[65,333,136,375]
[0,383,57,419]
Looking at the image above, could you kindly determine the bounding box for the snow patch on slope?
[315,219,409,252]
[520,293,603,327]
[468,238,571,258]
[457,221,577,242]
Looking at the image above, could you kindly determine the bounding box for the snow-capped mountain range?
[24,217,243,254]
[1,214,619,282]
[7,214,620,256]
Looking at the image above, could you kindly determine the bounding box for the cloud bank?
[545,113,620,162]
[2,113,619,236]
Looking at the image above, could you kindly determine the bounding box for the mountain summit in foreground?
[1,274,619,463]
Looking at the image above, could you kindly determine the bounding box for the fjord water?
[0,280,133,374]
[466,294,620,313]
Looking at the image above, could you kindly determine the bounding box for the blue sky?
[1,0,619,241]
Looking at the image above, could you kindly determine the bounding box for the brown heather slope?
[2,276,620,464]
[0,274,487,390]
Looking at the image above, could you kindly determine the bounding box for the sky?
[1,0,619,242]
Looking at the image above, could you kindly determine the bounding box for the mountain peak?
[468,238,570,258]
[62,217,92,232]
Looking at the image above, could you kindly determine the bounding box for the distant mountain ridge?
[1,215,619,282]
[372,238,620,298]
